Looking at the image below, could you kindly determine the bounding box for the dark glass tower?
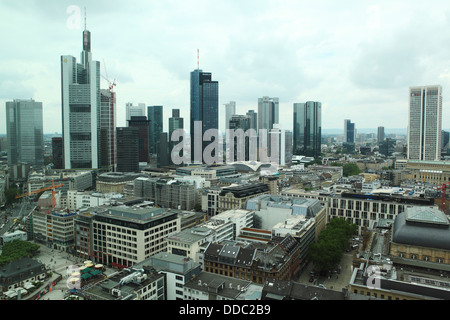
[128,116,150,163]
[293,102,322,158]
[148,105,163,155]
[190,69,219,163]
[116,127,139,172]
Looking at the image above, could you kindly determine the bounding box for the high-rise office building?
[128,116,150,163]
[228,114,251,161]
[258,97,279,132]
[169,109,184,164]
[190,69,219,163]
[52,137,63,169]
[148,105,163,155]
[61,24,101,169]
[100,89,116,171]
[125,102,146,126]
[377,126,385,144]
[344,119,355,143]
[116,127,139,173]
[246,110,258,131]
[407,85,442,161]
[157,132,170,168]
[293,102,322,157]
[224,101,236,130]
[6,99,44,167]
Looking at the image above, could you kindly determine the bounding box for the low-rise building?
[141,252,202,300]
[0,258,47,294]
[218,183,270,213]
[82,266,165,300]
[183,271,263,300]
[203,234,302,285]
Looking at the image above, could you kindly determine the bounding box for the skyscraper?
[228,114,251,161]
[246,110,258,131]
[116,127,139,172]
[377,126,385,144]
[407,85,442,161]
[148,105,163,155]
[128,116,150,163]
[52,137,63,169]
[258,97,279,132]
[100,89,116,171]
[126,102,146,126]
[169,109,184,164]
[61,24,101,169]
[344,119,355,143]
[190,69,219,163]
[293,101,322,158]
[224,101,236,130]
[6,99,44,167]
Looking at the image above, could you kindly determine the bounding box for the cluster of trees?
[0,240,40,266]
[308,218,358,273]
[330,162,361,177]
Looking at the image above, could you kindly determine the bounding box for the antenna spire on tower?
[84,7,87,31]
[197,49,199,70]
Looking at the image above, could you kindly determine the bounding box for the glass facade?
[6,99,44,167]
[293,102,322,157]
[408,85,442,161]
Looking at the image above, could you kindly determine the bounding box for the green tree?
[0,240,40,266]
[343,163,361,177]
[5,188,20,205]
[308,218,357,273]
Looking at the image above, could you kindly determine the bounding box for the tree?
[308,218,357,273]
[343,163,361,177]
[5,188,20,205]
[0,240,40,266]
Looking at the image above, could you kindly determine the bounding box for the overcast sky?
[1,0,450,135]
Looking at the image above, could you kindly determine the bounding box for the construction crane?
[437,183,450,212]
[15,179,63,208]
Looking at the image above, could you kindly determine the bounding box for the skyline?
[2,1,450,135]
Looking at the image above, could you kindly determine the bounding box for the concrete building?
[203,234,302,285]
[143,252,202,300]
[245,194,326,240]
[67,190,123,211]
[327,191,436,234]
[96,172,141,194]
[183,271,263,300]
[134,177,197,210]
[83,266,165,300]
[32,209,78,250]
[92,207,180,268]
[218,183,270,213]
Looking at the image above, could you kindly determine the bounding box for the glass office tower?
[293,101,322,158]
[408,85,442,161]
[6,99,44,167]
[61,26,100,169]
[190,69,219,163]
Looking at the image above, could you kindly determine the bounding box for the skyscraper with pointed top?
[61,15,101,169]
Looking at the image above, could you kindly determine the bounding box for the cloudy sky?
[1,0,450,135]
